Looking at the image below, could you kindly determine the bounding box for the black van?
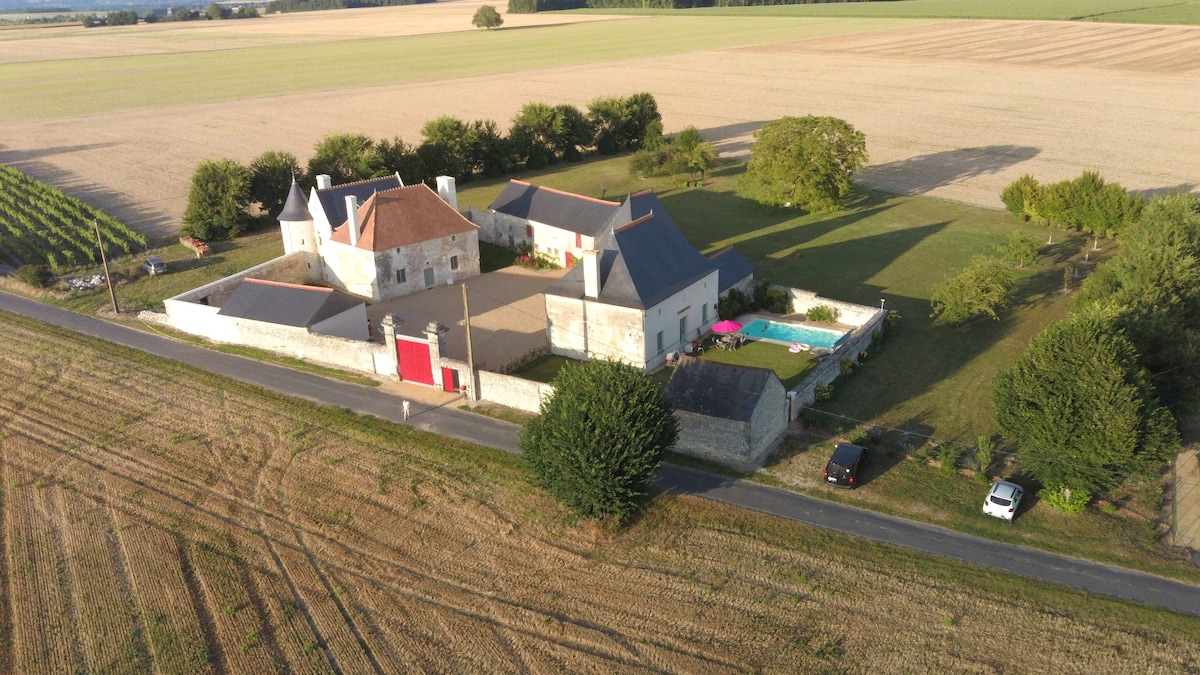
[823,443,868,488]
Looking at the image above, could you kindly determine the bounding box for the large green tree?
[307,133,384,185]
[509,102,561,170]
[466,119,513,178]
[419,115,473,180]
[1073,193,1200,417]
[736,115,867,212]
[929,256,1016,326]
[249,150,304,217]
[472,4,503,29]
[181,158,252,240]
[520,359,678,522]
[378,136,425,186]
[993,311,1177,498]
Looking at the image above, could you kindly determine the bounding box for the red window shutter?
[526,224,533,237]
[576,233,582,247]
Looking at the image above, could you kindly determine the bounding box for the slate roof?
[329,183,478,251]
[488,180,620,237]
[314,174,402,229]
[709,246,755,293]
[277,179,311,222]
[664,358,782,423]
[217,279,363,328]
[544,191,718,310]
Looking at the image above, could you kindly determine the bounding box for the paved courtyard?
[366,266,563,372]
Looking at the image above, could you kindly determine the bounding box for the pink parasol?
[711,319,743,334]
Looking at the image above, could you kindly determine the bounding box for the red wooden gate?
[441,367,460,393]
[396,337,434,385]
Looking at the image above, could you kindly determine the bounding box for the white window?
[656,331,664,354]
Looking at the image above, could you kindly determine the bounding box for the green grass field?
[583,0,1200,23]
[47,228,283,314]
[0,16,912,122]
[459,155,1084,446]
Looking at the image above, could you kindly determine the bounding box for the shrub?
[717,287,752,320]
[806,305,840,323]
[520,359,678,522]
[975,435,995,475]
[1037,485,1090,515]
[996,231,1040,269]
[938,445,963,476]
[15,264,52,288]
[813,383,833,402]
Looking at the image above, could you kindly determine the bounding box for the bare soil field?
[1,311,1198,672]
[3,14,1198,242]
[0,0,627,63]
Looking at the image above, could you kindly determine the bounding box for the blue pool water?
[741,319,848,349]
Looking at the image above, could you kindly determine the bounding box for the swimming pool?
[741,319,848,350]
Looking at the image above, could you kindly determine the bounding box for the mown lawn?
[51,229,284,314]
[582,0,1200,23]
[462,154,1086,445]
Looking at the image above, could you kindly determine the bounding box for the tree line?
[993,191,1200,512]
[265,0,431,13]
[183,93,663,240]
[80,5,259,26]
[509,0,859,12]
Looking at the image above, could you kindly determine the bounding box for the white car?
[983,481,1023,521]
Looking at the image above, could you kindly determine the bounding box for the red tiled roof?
[330,184,477,251]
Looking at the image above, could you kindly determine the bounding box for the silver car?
[983,481,1023,521]
[141,257,166,276]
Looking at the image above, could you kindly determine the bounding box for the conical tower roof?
[277,179,311,222]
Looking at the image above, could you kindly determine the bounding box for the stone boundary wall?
[791,309,887,408]
[166,252,313,307]
[784,287,879,327]
[438,358,553,413]
[150,307,395,377]
[477,369,554,413]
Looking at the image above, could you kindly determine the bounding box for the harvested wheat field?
[0,312,1198,672]
[2,10,1199,241]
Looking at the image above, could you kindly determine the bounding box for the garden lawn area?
[513,354,576,383]
[699,338,817,390]
[479,241,517,273]
[52,229,284,314]
[459,154,1089,445]
[582,0,1200,23]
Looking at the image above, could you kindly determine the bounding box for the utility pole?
[93,219,119,314]
[462,283,477,401]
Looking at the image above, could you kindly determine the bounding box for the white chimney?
[583,249,599,299]
[316,174,332,190]
[436,176,458,210]
[345,195,360,247]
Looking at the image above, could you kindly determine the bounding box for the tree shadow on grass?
[858,145,1040,197]
[698,120,770,159]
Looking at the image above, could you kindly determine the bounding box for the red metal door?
[396,338,434,385]
[441,367,460,393]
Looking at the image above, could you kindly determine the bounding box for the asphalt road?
[3,291,1199,618]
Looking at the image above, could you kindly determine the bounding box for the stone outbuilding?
[665,358,789,470]
[468,179,621,268]
[542,190,754,372]
[217,278,368,340]
[278,174,479,302]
